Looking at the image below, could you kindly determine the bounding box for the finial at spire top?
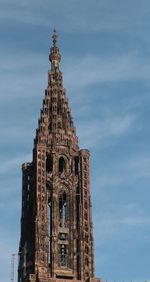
[49,28,61,69]
[52,28,58,47]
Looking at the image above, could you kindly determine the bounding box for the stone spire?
[18,31,100,282]
[34,30,78,151]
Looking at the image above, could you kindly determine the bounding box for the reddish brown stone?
[18,30,100,282]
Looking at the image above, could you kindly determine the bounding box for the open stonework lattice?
[18,30,101,282]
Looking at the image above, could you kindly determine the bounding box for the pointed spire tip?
[49,28,61,68]
[52,28,58,47]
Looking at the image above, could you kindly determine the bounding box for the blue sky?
[0,0,150,281]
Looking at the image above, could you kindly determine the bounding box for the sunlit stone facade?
[18,30,100,282]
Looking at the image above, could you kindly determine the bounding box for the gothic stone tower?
[18,30,100,282]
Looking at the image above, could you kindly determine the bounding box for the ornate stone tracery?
[18,30,101,282]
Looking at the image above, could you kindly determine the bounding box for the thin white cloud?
[92,154,150,194]
[0,1,150,281]
[0,0,149,33]
[94,210,150,245]
[78,113,136,149]
[64,53,150,89]
[1,48,150,102]
[0,154,31,174]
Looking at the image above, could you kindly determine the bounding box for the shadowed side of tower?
[18,30,101,282]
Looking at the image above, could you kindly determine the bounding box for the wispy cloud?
[1,46,150,103]
[0,154,32,174]
[78,113,136,149]
[94,154,150,192]
[0,1,150,281]
[94,204,150,245]
[0,49,47,97]
[64,53,150,89]
[0,0,149,34]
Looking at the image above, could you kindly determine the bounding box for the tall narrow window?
[74,156,79,175]
[46,154,53,173]
[59,190,68,227]
[48,200,51,264]
[59,157,65,173]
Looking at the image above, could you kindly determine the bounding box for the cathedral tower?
[18,30,100,282]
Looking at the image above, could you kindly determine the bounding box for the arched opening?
[46,154,53,173]
[59,190,68,227]
[59,157,65,173]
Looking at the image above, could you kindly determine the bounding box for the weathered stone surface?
[18,30,98,282]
